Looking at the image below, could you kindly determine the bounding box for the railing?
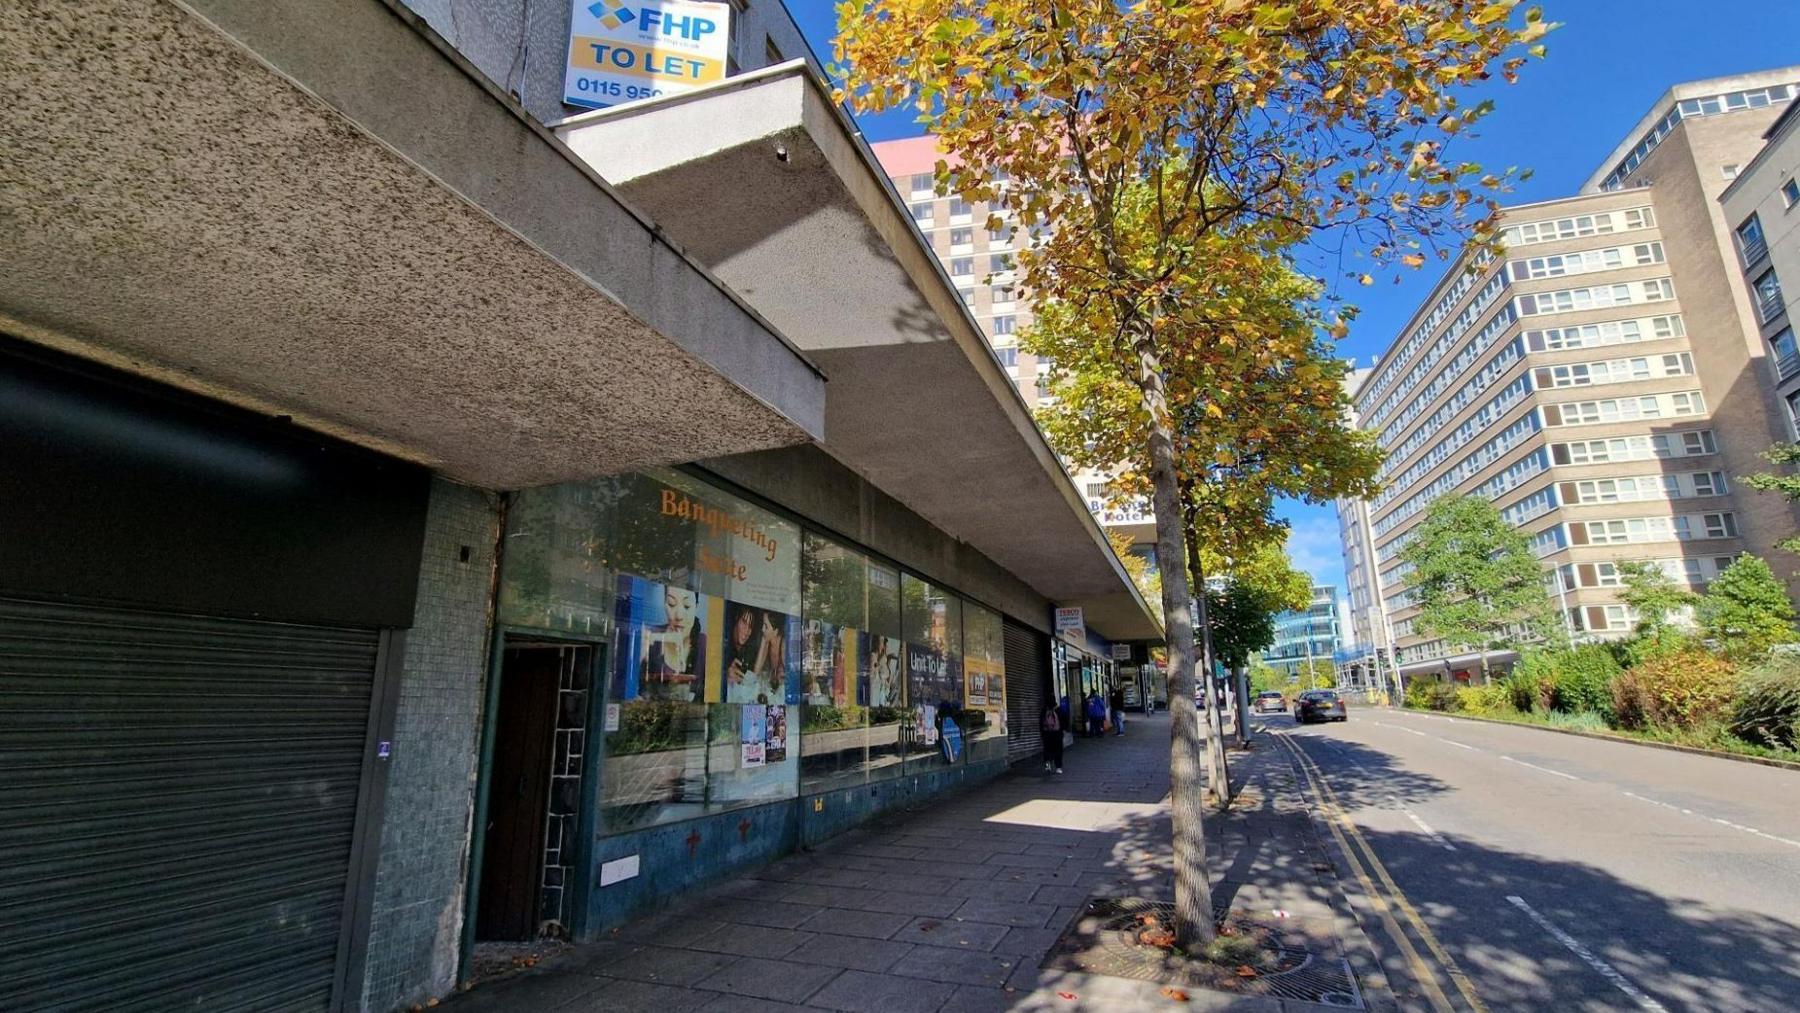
[1741,236,1769,266]
[1760,289,1786,324]
[1778,351,1800,382]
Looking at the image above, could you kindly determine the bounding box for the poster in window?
[723,600,803,705]
[801,620,854,706]
[765,704,788,762]
[913,702,939,745]
[740,704,767,767]
[612,574,714,703]
[865,634,903,707]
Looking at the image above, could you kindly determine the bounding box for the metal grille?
[0,596,379,1011]
[1003,619,1048,764]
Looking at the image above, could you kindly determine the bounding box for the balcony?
[1778,351,1800,383]
[1760,288,1787,325]
[1741,235,1769,267]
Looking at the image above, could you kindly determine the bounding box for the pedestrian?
[1040,701,1064,774]
[1057,693,1071,739]
[1109,685,1125,735]
[1085,691,1106,737]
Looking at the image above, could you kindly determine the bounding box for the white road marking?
[1439,738,1475,751]
[1506,896,1667,1011]
[1391,795,1457,851]
[1622,791,1800,850]
[1500,755,1580,780]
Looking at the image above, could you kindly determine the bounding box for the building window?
[800,532,903,791]
[911,202,933,226]
[990,253,1013,273]
[1785,178,1800,208]
[910,173,934,197]
[948,197,973,223]
[1722,163,1741,181]
[990,314,1016,336]
[995,344,1018,368]
[1738,214,1768,265]
[1772,326,1799,381]
[1788,389,1800,439]
[1755,269,1785,324]
[991,285,1015,306]
[949,227,973,250]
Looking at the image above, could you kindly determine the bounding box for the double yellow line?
[1272,729,1488,1013]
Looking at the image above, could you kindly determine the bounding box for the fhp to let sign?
[565,0,731,109]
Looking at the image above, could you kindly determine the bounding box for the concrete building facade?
[1338,68,1800,683]
[0,4,1159,1012]
[1722,101,1800,443]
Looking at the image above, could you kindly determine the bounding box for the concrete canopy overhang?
[554,63,1161,643]
[0,0,825,490]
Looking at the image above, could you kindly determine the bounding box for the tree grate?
[1042,897,1364,1009]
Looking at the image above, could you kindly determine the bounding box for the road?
[1266,706,1800,1012]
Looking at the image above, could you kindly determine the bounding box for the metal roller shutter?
[1003,619,1049,765]
[0,597,380,1012]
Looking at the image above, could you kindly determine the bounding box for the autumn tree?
[1399,496,1563,679]
[1740,442,1800,562]
[838,0,1546,947]
[1615,559,1697,651]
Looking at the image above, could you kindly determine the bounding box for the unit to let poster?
[723,600,803,705]
[740,704,767,767]
[613,574,712,703]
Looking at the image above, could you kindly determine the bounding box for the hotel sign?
[565,0,731,110]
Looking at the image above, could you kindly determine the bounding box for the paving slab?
[691,956,842,1004]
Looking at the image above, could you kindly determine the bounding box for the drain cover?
[1041,897,1365,1009]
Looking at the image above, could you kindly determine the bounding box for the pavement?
[1277,705,1800,1012]
[439,711,1397,1013]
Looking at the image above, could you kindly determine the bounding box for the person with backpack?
[1085,691,1107,737]
[1040,701,1064,773]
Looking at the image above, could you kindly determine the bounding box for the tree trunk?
[1234,665,1252,746]
[1185,520,1230,802]
[1132,325,1217,949]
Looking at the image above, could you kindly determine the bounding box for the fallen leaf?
[1057,991,1079,1001]
[1160,987,1190,1002]
[1236,965,1259,978]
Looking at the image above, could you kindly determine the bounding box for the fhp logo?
[588,2,720,41]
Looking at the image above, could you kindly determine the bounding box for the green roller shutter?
[0,596,381,1012]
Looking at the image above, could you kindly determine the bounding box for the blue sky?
[791,2,1800,592]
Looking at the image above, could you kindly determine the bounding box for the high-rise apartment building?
[1722,100,1800,439]
[872,137,1158,551]
[1339,68,1800,683]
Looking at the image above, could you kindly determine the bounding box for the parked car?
[1295,689,1347,723]
[1254,691,1286,714]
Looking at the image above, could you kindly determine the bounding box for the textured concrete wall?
[398,0,821,126]
[697,444,1055,634]
[360,480,502,1012]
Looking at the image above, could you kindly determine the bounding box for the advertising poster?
[564,0,732,110]
[612,574,710,703]
[801,620,855,706]
[906,642,947,708]
[939,716,963,762]
[865,634,903,707]
[723,600,802,705]
[913,702,938,746]
[765,704,788,762]
[740,704,766,767]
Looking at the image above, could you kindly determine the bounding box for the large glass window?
[499,468,802,834]
[798,532,905,791]
[902,574,963,771]
[963,603,1007,764]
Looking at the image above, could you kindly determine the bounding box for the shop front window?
[962,603,1008,764]
[901,574,964,771]
[798,532,905,791]
[498,468,801,834]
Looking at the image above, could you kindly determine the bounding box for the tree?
[1615,559,1697,650]
[1109,529,1163,627]
[1399,496,1563,679]
[1247,659,1287,696]
[1739,443,1800,561]
[837,0,1547,948]
[1699,555,1796,663]
[1294,658,1338,690]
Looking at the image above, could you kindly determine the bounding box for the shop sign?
[1054,607,1085,642]
[565,0,731,109]
[1110,643,1133,661]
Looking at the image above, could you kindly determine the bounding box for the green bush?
[1454,681,1515,716]
[1549,644,1621,719]
[1728,654,1800,752]
[1508,651,1557,713]
[1404,679,1459,712]
[1611,649,1736,731]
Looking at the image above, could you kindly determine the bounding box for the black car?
[1295,689,1347,723]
